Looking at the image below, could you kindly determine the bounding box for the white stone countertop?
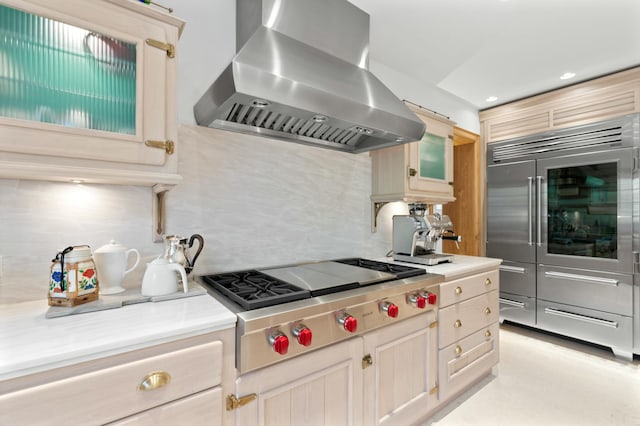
[0,288,236,381]
[0,255,499,382]
[376,254,502,280]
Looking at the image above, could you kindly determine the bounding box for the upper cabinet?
[0,0,185,185]
[371,104,456,207]
[480,67,640,144]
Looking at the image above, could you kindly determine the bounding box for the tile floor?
[426,323,640,426]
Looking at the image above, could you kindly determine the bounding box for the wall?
[0,0,479,303]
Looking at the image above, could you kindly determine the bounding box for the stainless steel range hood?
[193,0,426,154]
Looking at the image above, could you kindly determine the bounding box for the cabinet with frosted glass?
[371,104,455,207]
[0,0,185,185]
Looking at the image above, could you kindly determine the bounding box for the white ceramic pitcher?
[94,240,140,294]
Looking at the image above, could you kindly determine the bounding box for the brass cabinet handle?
[146,38,175,58]
[454,319,462,328]
[485,278,492,286]
[454,345,462,356]
[485,330,492,338]
[455,286,462,295]
[485,307,492,315]
[226,394,257,411]
[145,139,175,155]
[138,371,171,391]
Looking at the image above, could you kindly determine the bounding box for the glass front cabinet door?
[0,0,185,185]
[371,104,455,207]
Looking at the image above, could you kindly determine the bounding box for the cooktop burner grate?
[201,270,310,310]
[335,258,427,279]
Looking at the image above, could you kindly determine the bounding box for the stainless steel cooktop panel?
[259,261,395,293]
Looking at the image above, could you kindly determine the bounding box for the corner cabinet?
[371,105,455,228]
[0,0,185,186]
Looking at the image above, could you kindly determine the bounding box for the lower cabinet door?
[233,338,363,426]
[107,387,222,426]
[438,323,499,401]
[362,311,438,426]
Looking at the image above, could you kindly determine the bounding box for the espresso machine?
[392,203,461,266]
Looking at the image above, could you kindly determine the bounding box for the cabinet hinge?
[429,320,438,329]
[429,384,439,395]
[226,393,257,411]
[408,167,417,177]
[145,139,174,155]
[145,38,175,58]
[362,354,373,369]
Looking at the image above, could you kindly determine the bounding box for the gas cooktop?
[200,258,427,310]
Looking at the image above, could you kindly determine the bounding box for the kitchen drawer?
[499,260,535,297]
[439,270,499,307]
[499,292,536,326]
[439,290,499,348]
[538,265,633,316]
[537,300,633,358]
[0,341,223,426]
[438,322,499,401]
[107,387,222,426]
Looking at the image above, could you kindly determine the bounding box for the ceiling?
[348,0,640,110]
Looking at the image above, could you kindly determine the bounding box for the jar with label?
[49,245,99,307]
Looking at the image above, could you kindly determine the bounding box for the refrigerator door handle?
[527,176,534,246]
[536,175,543,247]
[500,265,526,274]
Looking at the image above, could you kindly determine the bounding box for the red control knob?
[292,325,313,346]
[408,293,426,309]
[271,334,289,355]
[381,302,399,318]
[424,292,437,305]
[338,313,358,333]
[343,316,358,332]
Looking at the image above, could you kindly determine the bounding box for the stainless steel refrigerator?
[486,113,639,360]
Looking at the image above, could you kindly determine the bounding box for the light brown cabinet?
[480,67,640,144]
[371,105,456,209]
[437,269,500,400]
[0,0,185,186]
[0,330,233,426]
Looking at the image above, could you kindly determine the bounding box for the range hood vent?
[194,0,426,154]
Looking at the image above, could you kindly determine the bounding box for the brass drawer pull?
[454,319,462,328]
[454,345,462,356]
[485,278,492,286]
[138,371,171,391]
[485,307,492,315]
[455,286,462,295]
[485,330,492,337]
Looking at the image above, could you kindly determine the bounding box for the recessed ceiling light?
[486,96,498,102]
[560,72,576,80]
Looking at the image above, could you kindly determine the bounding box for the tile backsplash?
[0,125,406,304]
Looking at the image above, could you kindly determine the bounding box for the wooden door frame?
[442,126,483,256]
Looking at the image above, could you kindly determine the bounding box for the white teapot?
[93,240,140,295]
[141,257,188,297]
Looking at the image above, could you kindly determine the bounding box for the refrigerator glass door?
[487,159,536,262]
[537,148,633,273]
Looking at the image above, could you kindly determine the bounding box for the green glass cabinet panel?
[0,4,136,134]
[419,132,446,180]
